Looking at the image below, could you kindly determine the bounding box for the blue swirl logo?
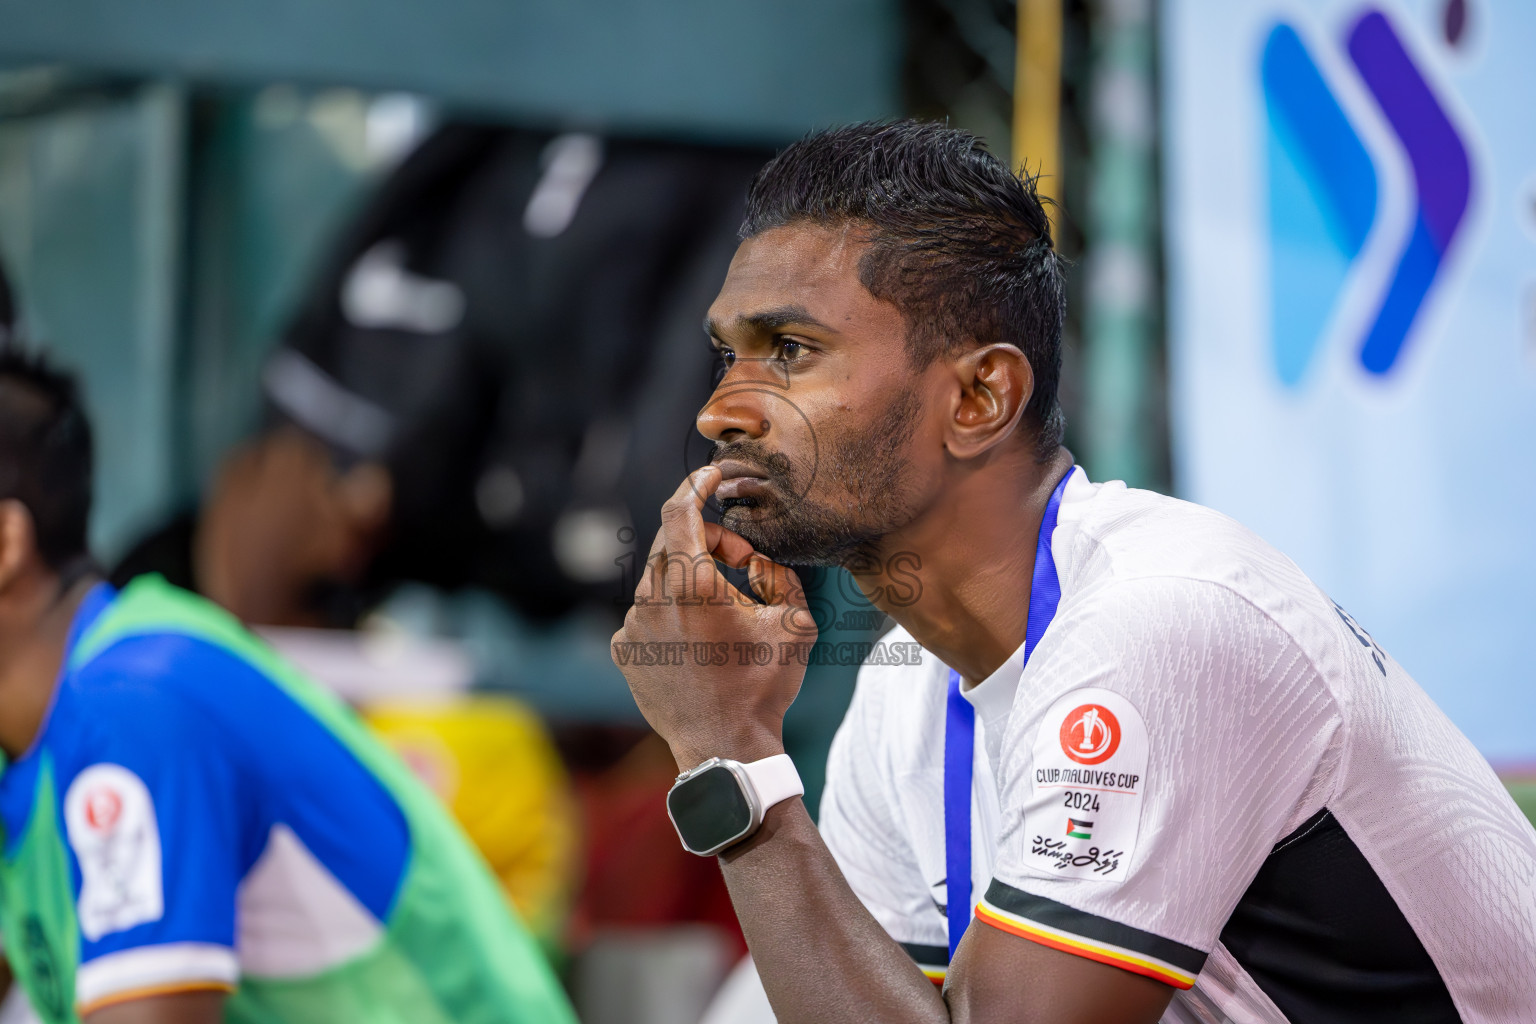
[1261,8,1471,385]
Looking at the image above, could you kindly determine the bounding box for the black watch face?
[668,764,754,854]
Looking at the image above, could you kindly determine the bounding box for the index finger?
[659,465,722,560]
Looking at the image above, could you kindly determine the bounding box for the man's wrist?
[667,750,803,857]
[670,731,785,774]
[717,794,804,862]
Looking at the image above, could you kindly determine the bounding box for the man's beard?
[713,389,920,567]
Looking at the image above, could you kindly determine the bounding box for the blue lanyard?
[943,467,1073,958]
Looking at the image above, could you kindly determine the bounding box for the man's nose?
[696,383,769,445]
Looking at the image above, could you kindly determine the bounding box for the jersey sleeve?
[62,646,249,1014]
[819,667,951,983]
[979,576,1339,989]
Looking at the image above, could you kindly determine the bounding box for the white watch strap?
[742,753,803,811]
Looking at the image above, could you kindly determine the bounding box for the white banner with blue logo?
[1163,0,1536,765]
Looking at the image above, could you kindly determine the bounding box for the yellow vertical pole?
[1014,0,1062,212]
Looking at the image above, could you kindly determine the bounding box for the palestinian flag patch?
[1066,818,1093,840]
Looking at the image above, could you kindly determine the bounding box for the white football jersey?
[820,469,1536,1023]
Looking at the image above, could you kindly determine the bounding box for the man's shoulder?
[63,584,347,775]
[1060,480,1324,622]
[75,575,257,666]
[73,577,346,721]
[1067,482,1278,575]
[49,636,265,802]
[69,620,274,726]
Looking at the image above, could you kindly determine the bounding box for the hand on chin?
[612,467,815,771]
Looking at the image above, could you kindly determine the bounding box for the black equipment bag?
[270,122,770,621]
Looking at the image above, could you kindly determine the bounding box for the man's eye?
[713,349,734,382]
[776,340,804,361]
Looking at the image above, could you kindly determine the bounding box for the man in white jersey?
[612,121,1536,1024]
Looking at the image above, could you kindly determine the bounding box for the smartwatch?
[666,753,804,856]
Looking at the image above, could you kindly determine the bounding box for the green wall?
[0,2,901,560]
[0,0,900,142]
[0,80,185,558]
[0,77,393,559]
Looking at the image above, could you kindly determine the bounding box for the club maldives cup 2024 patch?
[1020,688,1148,881]
[64,763,164,941]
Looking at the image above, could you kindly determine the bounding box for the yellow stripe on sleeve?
[975,901,1197,989]
[78,980,236,1016]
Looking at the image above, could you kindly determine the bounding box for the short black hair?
[741,120,1066,459]
[0,347,93,570]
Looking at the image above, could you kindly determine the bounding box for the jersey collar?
[960,639,1026,773]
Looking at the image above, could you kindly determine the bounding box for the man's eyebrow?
[703,304,840,340]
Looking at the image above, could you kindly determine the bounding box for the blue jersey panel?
[72,632,412,928]
[49,669,248,964]
[0,583,414,974]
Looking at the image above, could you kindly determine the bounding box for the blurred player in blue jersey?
[0,338,576,1019]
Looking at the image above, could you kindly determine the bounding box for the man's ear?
[945,343,1034,461]
[335,462,393,539]
[0,499,38,594]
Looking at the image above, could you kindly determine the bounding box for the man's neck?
[0,574,96,761]
[856,447,1074,684]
